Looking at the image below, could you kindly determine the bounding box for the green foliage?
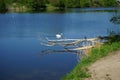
[27,0,46,12]
[107,31,120,43]
[104,0,116,7]
[0,0,116,12]
[65,0,80,8]
[0,0,7,13]
[63,40,120,80]
[58,0,65,8]
[80,0,90,8]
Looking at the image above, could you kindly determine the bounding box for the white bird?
[56,33,62,39]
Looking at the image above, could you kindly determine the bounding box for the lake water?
[0,8,120,80]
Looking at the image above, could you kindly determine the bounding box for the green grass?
[62,41,120,80]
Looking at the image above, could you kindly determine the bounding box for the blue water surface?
[0,8,120,80]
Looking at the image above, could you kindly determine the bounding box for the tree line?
[0,0,116,13]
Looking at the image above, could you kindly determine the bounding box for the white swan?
[56,33,62,39]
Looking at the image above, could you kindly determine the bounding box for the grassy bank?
[63,41,120,80]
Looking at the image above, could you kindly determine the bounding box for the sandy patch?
[85,51,120,80]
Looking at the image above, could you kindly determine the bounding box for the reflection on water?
[40,48,86,61]
[0,38,78,80]
[0,8,120,80]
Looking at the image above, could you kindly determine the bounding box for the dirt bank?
[85,50,120,80]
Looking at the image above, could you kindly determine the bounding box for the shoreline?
[63,41,120,80]
[85,50,120,80]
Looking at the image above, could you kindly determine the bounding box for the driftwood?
[40,37,100,47]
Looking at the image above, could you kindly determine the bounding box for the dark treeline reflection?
[40,48,86,61]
